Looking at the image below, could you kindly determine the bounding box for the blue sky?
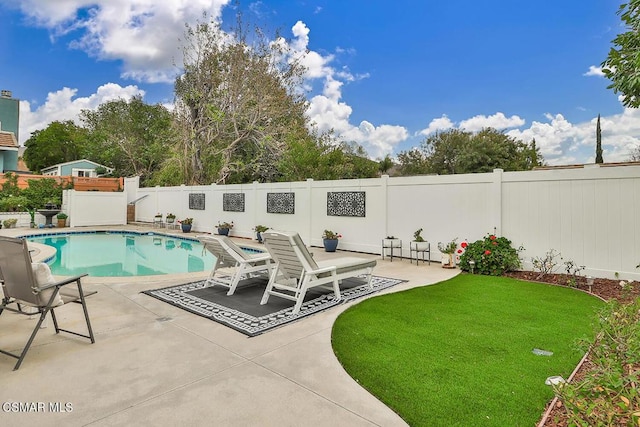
[0,0,636,165]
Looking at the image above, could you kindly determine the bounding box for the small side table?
[382,239,402,262]
[410,241,431,265]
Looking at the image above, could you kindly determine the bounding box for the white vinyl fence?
[62,164,640,280]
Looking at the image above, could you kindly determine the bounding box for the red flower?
[492,241,497,246]
[457,249,463,254]
[484,250,491,255]
[461,242,468,248]
[489,235,496,240]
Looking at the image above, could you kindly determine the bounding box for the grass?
[331,274,604,427]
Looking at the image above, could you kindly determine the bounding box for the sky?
[0,0,637,166]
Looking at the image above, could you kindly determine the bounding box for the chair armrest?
[38,274,89,291]
[307,265,336,275]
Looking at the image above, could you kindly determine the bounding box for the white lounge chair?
[260,231,377,314]
[197,235,273,296]
[0,236,95,370]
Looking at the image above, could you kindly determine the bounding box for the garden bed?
[504,271,640,426]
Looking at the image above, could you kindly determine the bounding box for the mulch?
[503,271,640,426]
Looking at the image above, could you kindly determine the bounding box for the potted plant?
[217,221,234,236]
[166,213,176,224]
[253,225,269,243]
[438,238,458,268]
[412,228,430,250]
[382,235,402,261]
[3,218,17,229]
[322,229,342,252]
[27,208,36,228]
[56,212,68,228]
[179,217,193,233]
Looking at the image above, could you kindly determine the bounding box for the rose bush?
[459,233,523,276]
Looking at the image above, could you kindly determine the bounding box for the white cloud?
[19,83,144,144]
[584,65,605,77]
[459,112,525,132]
[14,0,230,83]
[419,115,455,136]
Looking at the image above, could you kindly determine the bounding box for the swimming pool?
[24,231,226,277]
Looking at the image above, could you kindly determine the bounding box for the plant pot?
[57,219,66,228]
[441,253,455,268]
[256,232,263,243]
[323,238,339,252]
[181,224,192,233]
[166,218,175,224]
[217,227,230,236]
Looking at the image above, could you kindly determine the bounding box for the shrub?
[459,233,522,275]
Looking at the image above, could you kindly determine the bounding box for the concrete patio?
[0,226,458,426]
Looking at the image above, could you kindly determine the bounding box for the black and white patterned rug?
[143,275,404,336]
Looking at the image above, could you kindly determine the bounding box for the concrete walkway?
[0,226,458,426]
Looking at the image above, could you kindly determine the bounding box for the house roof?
[41,158,113,172]
[0,131,18,149]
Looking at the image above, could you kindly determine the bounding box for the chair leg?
[227,264,245,296]
[260,264,280,305]
[13,309,49,370]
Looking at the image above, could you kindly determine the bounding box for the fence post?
[492,169,503,236]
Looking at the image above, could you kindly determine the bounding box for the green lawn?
[331,274,604,427]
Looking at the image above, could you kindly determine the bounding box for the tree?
[81,96,175,185]
[595,114,604,163]
[602,0,640,107]
[172,13,312,184]
[378,155,394,175]
[397,128,544,175]
[23,121,87,173]
[630,145,640,161]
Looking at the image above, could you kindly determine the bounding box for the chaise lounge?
[260,231,377,314]
[197,235,273,296]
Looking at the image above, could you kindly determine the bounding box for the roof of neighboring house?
[0,131,18,149]
[41,158,114,173]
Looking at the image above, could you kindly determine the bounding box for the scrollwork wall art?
[327,191,366,217]
[223,193,245,212]
[267,192,295,214]
[188,193,205,210]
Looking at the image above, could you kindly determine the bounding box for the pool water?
[25,231,218,277]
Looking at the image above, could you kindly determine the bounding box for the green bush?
[0,195,30,212]
[459,233,522,275]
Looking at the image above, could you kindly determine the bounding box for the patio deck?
[0,226,458,426]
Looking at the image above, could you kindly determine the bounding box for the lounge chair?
[260,231,377,314]
[0,236,95,370]
[197,235,273,296]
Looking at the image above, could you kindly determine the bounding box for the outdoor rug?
[143,275,404,336]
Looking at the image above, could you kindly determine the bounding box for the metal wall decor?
[223,193,245,212]
[267,192,295,214]
[327,191,366,217]
[189,193,205,210]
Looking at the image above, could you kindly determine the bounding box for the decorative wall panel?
[223,193,245,212]
[267,192,295,214]
[189,193,205,210]
[327,191,366,217]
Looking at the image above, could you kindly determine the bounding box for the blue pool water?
[24,231,222,277]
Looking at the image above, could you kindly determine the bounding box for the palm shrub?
[459,233,522,275]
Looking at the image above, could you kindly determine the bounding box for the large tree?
[397,128,543,175]
[80,96,175,184]
[172,13,312,184]
[23,120,87,173]
[602,0,640,107]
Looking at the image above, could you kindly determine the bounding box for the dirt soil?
[503,271,640,426]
